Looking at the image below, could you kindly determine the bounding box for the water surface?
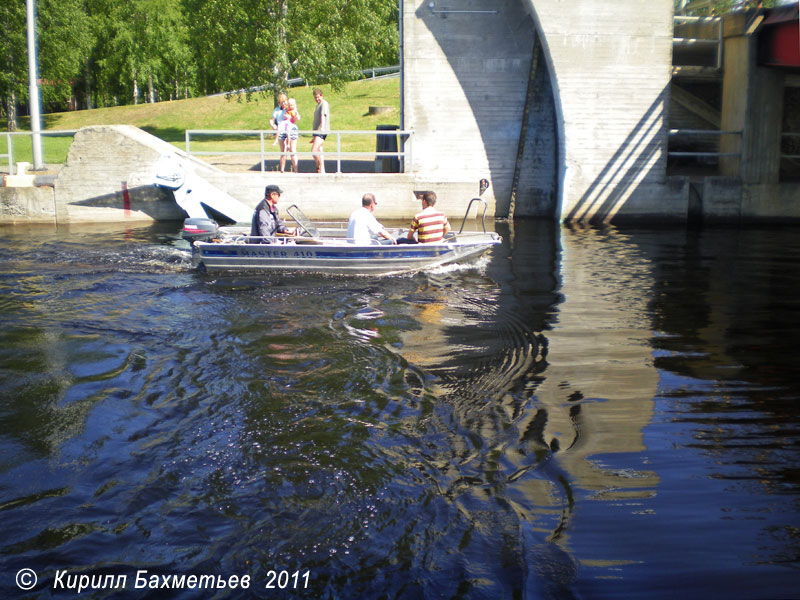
[1,221,798,598]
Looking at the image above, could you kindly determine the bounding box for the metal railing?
[1,130,77,172]
[458,198,490,234]
[667,128,742,159]
[215,65,400,97]
[185,129,413,174]
[1,127,411,175]
[1,133,12,171]
[673,15,724,71]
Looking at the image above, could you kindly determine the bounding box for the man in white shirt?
[347,193,396,244]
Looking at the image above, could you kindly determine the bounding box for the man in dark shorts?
[311,88,330,174]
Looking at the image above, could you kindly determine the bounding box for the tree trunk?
[133,72,139,105]
[275,0,290,99]
[84,57,92,110]
[5,91,18,131]
[148,73,155,103]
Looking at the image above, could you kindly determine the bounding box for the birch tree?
[183,0,398,100]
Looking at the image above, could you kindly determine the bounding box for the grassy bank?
[6,76,400,166]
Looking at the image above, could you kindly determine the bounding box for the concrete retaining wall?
[0,125,495,225]
[53,125,208,223]
[0,186,57,224]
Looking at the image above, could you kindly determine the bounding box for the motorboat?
[181,198,501,275]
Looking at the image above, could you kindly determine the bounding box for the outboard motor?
[181,218,218,244]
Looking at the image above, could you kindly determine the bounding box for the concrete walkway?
[204,156,385,175]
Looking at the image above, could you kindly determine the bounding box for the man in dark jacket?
[250,184,294,242]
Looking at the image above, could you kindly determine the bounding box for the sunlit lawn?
[5,76,400,166]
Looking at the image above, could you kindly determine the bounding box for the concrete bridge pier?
[720,12,783,212]
[405,0,687,223]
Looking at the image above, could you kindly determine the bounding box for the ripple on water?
[4,224,800,598]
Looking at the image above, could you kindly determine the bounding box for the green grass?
[5,77,400,165]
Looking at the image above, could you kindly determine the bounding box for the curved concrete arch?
[520,0,566,220]
[524,0,677,222]
[403,0,686,222]
[404,0,557,218]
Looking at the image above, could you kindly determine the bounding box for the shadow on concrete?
[246,158,382,174]
[414,2,558,219]
[565,86,672,224]
[71,185,185,221]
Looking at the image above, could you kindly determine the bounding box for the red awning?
[759,5,800,67]
[762,4,798,26]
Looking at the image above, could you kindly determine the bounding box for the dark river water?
[1,220,798,599]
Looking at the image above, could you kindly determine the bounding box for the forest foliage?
[675,0,787,15]
[1,0,399,130]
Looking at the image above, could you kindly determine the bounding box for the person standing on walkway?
[280,98,300,173]
[269,93,288,171]
[270,93,288,131]
[311,88,330,174]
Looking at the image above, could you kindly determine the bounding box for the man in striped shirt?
[404,191,451,243]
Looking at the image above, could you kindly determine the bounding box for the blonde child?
[277,98,300,172]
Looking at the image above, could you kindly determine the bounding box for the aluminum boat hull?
[192,233,501,274]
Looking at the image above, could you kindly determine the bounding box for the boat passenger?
[250,184,294,242]
[347,193,397,245]
[400,191,450,243]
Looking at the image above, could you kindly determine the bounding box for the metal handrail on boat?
[286,204,321,237]
[458,198,489,234]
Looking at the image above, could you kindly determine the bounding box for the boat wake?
[428,253,492,275]
[30,242,193,274]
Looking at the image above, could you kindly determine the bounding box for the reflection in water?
[0,222,799,599]
[531,226,660,497]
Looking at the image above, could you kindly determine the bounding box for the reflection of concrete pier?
[397,221,660,513]
[528,226,660,496]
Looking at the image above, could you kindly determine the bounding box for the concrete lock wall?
[405,0,686,222]
[5,0,687,226]
[525,0,686,222]
[404,0,540,217]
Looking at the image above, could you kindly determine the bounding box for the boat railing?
[458,198,490,234]
[286,204,321,237]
